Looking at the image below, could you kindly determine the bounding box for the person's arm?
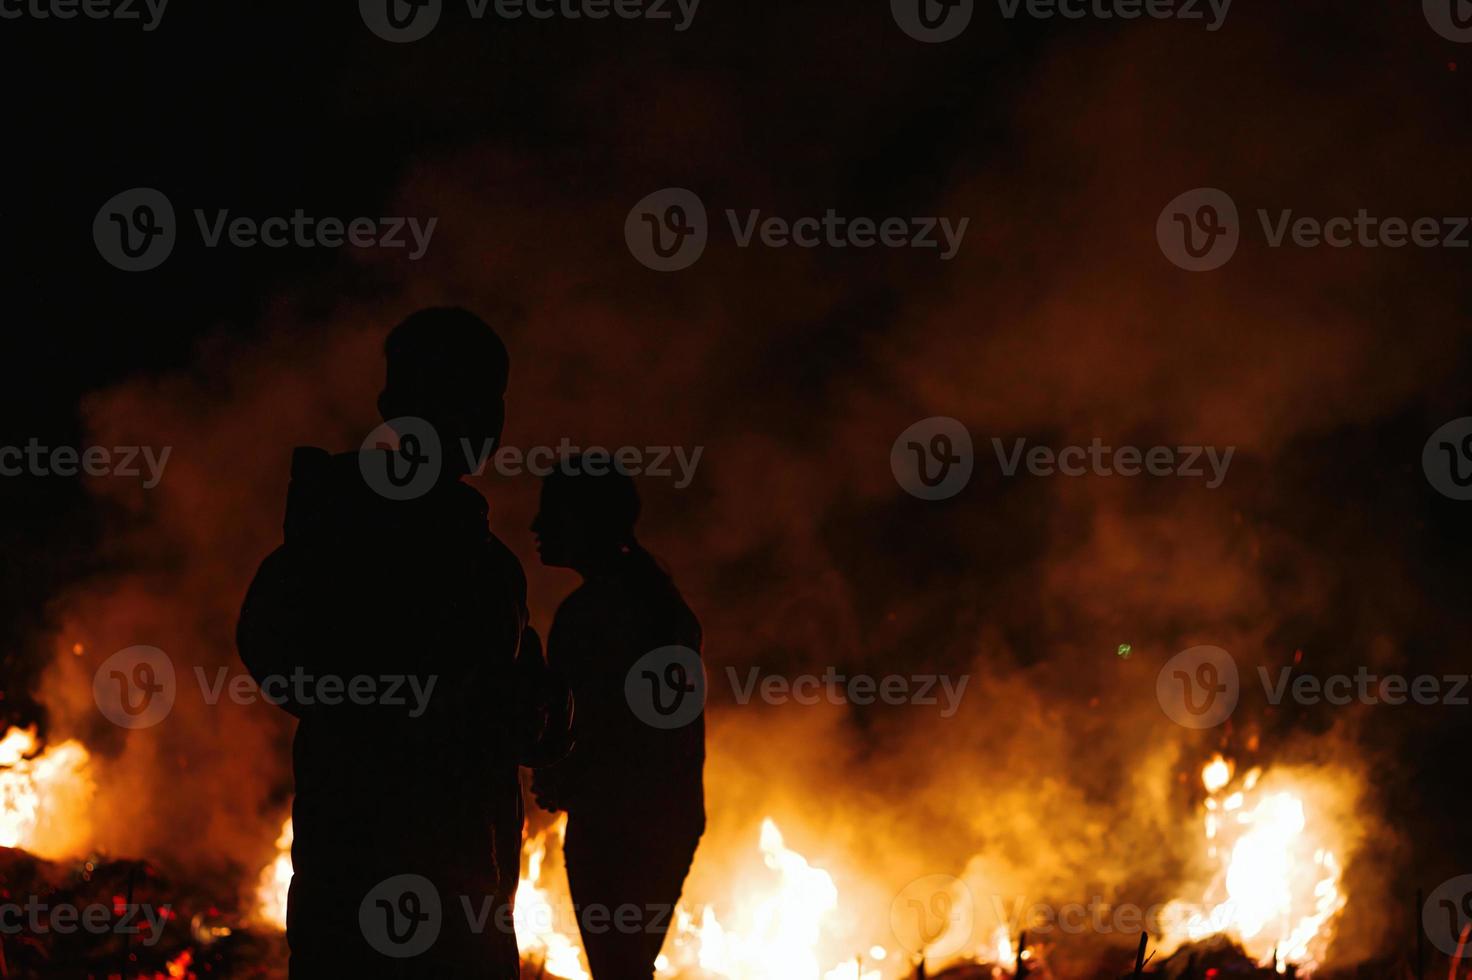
[235,448,394,716]
[514,626,575,768]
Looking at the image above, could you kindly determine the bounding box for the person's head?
[378,307,509,478]
[532,456,641,571]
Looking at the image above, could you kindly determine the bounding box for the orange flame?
[0,725,93,859]
[1160,757,1348,974]
[255,817,293,930]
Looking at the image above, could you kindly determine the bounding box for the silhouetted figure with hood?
[237,308,569,979]
[530,459,705,980]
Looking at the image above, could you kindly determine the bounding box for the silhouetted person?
[237,308,569,979]
[530,460,704,980]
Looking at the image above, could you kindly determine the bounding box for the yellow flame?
[256,817,294,930]
[513,815,873,979]
[0,726,93,858]
[680,818,843,979]
[1161,760,1347,974]
[514,813,590,980]
[1202,755,1232,793]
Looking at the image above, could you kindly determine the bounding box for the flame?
[512,815,882,980]
[677,818,843,979]
[514,813,591,980]
[0,725,94,859]
[1160,758,1347,974]
[255,817,294,930]
[165,948,195,978]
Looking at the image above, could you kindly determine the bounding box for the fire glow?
[0,724,93,859]
[0,717,1358,977]
[1159,754,1348,974]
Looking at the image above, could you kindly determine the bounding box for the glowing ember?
[255,817,294,930]
[1202,754,1232,794]
[165,948,194,978]
[0,725,93,858]
[1160,758,1347,974]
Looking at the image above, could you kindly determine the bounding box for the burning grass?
[0,721,1422,978]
